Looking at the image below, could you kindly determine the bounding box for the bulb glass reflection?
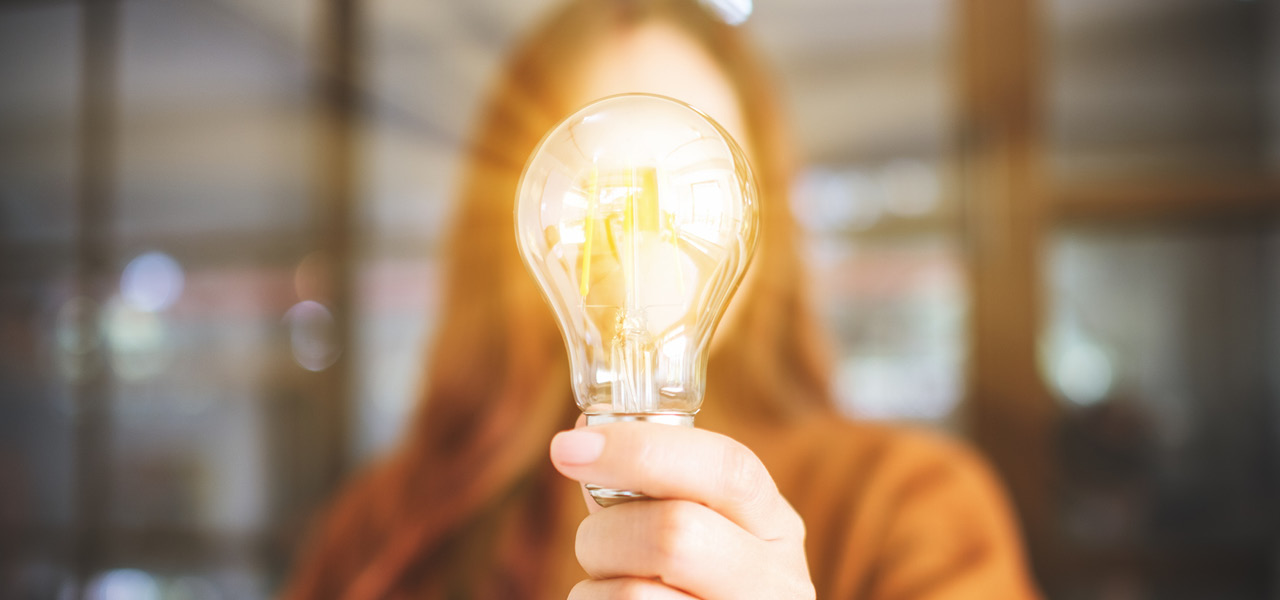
[516,94,759,435]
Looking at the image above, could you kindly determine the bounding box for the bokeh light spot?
[1052,341,1114,407]
[121,251,184,312]
[285,300,340,372]
[1042,322,1116,407]
[103,296,170,382]
[700,0,752,25]
[293,251,331,302]
[87,569,159,600]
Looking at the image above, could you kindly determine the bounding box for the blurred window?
[760,0,967,426]
[1039,0,1280,595]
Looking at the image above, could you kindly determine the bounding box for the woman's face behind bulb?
[572,23,757,349]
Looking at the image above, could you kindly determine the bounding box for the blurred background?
[1,0,1278,598]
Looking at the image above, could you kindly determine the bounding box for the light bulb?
[515,93,759,505]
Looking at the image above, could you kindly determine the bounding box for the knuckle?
[718,441,769,508]
[570,577,662,600]
[567,579,592,600]
[631,433,661,480]
[650,502,701,576]
[613,579,658,600]
[574,516,596,568]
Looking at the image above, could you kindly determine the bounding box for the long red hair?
[285,1,834,597]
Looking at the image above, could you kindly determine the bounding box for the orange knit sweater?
[285,415,1041,599]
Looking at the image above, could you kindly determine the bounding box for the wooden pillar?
[74,0,120,586]
[956,0,1060,582]
[311,0,360,496]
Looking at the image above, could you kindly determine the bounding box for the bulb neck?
[585,412,695,427]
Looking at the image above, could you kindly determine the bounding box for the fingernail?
[551,430,605,465]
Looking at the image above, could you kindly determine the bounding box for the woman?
[284,1,1040,598]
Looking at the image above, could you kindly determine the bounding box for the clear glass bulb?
[515,94,759,501]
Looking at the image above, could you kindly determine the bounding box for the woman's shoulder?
[762,415,997,487]
[772,415,1019,533]
[760,415,1040,599]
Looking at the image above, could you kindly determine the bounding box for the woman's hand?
[549,422,815,600]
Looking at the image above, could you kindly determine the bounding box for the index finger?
[549,422,803,541]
